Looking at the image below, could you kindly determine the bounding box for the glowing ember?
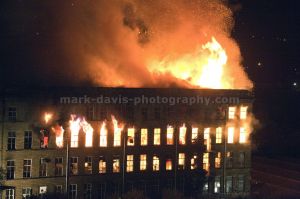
[111,115,124,147]
[69,115,81,148]
[100,121,108,147]
[44,112,53,124]
[148,37,231,89]
[52,124,64,148]
[80,118,94,147]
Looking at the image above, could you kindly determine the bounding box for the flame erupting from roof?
[149,37,230,89]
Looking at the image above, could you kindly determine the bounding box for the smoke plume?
[3,0,253,89]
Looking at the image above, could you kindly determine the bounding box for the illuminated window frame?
[126,155,134,172]
[178,153,185,169]
[216,127,222,144]
[127,128,135,146]
[239,127,246,143]
[191,127,198,144]
[227,127,234,144]
[140,154,147,171]
[140,128,148,146]
[154,128,161,146]
[153,156,159,171]
[166,126,174,145]
[179,125,186,145]
[228,107,236,119]
[240,106,248,120]
[166,159,172,171]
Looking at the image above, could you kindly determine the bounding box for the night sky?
[1,0,300,157]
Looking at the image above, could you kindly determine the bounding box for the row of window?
[4,105,248,122]
[6,125,247,151]
[6,152,246,180]
[5,174,246,199]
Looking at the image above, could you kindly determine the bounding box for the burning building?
[0,87,253,199]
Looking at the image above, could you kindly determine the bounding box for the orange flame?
[99,121,108,147]
[179,123,187,145]
[111,115,124,147]
[69,115,81,148]
[52,124,64,148]
[80,118,94,147]
[44,112,53,124]
[148,37,232,89]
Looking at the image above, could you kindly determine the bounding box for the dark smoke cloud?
[2,0,252,89]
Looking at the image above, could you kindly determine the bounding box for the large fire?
[148,37,230,89]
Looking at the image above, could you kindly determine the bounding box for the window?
[7,131,16,150]
[179,124,186,145]
[8,107,17,121]
[140,128,148,146]
[191,155,198,170]
[237,175,245,192]
[140,154,147,171]
[113,156,120,173]
[239,127,246,143]
[22,187,32,199]
[6,189,15,199]
[82,121,93,147]
[40,129,49,148]
[55,185,63,194]
[203,182,208,193]
[214,176,221,193]
[39,158,47,177]
[24,131,32,149]
[228,106,236,119]
[154,107,161,120]
[166,126,174,145]
[226,152,233,168]
[228,127,234,143]
[216,127,222,144]
[240,106,248,119]
[84,156,92,174]
[69,184,77,199]
[84,184,92,199]
[203,153,209,172]
[23,159,31,178]
[178,153,185,169]
[226,176,233,193]
[141,108,148,121]
[55,157,63,176]
[100,122,107,147]
[154,128,161,145]
[39,186,47,196]
[113,125,122,147]
[191,127,198,143]
[99,156,106,174]
[126,155,134,172]
[99,183,106,199]
[166,159,172,171]
[204,128,211,151]
[87,106,95,120]
[153,156,159,171]
[70,122,80,148]
[127,128,135,146]
[238,152,245,167]
[215,152,221,168]
[70,157,78,175]
[6,160,15,180]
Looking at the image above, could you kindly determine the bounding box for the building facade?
[0,88,253,199]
